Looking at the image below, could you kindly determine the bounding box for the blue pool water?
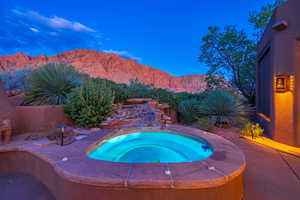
[88,132,213,163]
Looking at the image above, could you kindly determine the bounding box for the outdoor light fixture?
[272,20,288,31]
[275,75,294,93]
[58,124,67,146]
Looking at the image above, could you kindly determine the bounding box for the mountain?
[0,49,207,93]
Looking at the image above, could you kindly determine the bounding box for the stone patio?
[215,128,300,200]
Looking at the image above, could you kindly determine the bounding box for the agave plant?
[199,89,253,127]
[24,63,86,105]
[178,98,202,124]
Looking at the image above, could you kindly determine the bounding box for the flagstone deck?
[215,128,300,200]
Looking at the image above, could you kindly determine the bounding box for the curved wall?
[0,151,244,200]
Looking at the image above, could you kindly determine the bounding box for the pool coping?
[0,125,246,190]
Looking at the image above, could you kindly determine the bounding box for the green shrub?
[127,79,153,98]
[178,99,202,124]
[93,78,130,104]
[174,92,194,103]
[146,88,178,110]
[199,89,253,127]
[195,117,215,131]
[0,67,33,90]
[241,122,264,138]
[64,78,114,128]
[126,80,178,110]
[24,63,85,105]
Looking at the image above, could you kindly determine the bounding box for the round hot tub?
[0,126,246,200]
[87,131,213,163]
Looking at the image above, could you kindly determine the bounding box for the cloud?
[12,9,96,32]
[103,49,142,61]
[29,27,39,32]
[0,8,102,55]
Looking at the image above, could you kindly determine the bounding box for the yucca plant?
[64,78,114,128]
[199,89,253,127]
[24,63,86,105]
[178,98,202,124]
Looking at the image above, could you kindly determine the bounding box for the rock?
[0,49,210,93]
[6,89,23,97]
[125,98,153,104]
[99,98,174,129]
[157,104,169,110]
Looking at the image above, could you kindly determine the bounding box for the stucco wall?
[256,0,300,147]
[0,80,17,132]
[15,105,72,134]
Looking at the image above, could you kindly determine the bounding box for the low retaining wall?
[15,105,72,134]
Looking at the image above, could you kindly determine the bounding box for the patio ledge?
[244,136,300,157]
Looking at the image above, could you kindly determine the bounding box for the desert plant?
[241,122,264,139]
[127,79,153,98]
[195,117,215,132]
[126,80,178,110]
[93,78,130,103]
[0,67,33,90]
[177,98,202,124]
[64,78,114,128]
[112,83,131,103]
[24,63,86,105]
[146,88,178,110]
[199,89,253,127]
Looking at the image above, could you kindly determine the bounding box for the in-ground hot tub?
[0,125,246,200]
[87,131,214,163]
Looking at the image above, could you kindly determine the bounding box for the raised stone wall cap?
[272,20,288,31]
[157,104,169,110]
[125,98,153,104]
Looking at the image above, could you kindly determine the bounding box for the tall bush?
[24,63,85,105]
[64,78,114,128]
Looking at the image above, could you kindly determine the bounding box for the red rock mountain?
[0,49,207,93]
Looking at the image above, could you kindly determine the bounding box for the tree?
[199,26,256,103]
[248,0,286,40]
[199,0,284,104]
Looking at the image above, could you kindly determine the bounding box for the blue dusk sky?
[0,0,274,76]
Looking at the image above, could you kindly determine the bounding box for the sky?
[0,0,274,76]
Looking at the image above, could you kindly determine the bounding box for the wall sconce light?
[272,20,288,31]
[275,75,294,93]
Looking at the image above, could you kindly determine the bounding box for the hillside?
[0,49,207,93]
